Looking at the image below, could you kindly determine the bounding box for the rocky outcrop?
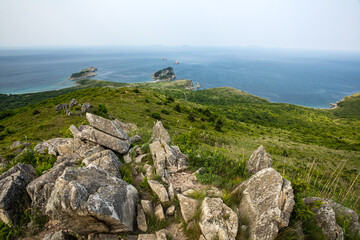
[69,98,77,109]
[113,119,137,134]
[148,180,169,203]
[82,103,94,113]
[86,113,128,140]
[68,67,97,80]
[45,165,139,235]
[247,145,272,175]
[43,230,76,240]
[56,138,104,162]
[152,67,176,81]
[177,194,198,223]
[150,121,171,145]
[232,168,294,240]
[199,197,238,240]
[0,163,37,224]
[35,138,74,156]
[304,197,344,240]
[82,150,122,179]
[55,104,68,112]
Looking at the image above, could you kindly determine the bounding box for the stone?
[27,160,78,213]
[150,121,171,145]
[141,200,154,215]
[232,168,295,240]
[81,103,94,112]
[69,98,77,109]
[166,205,175,216]
[170,146,189,172]
[70,125,130,154]
[11,140,23,149]
[0,163,37,224]
[82,150,123,178]
[143,164,154,179]
[303,197,344,240]
[155,229,167,240]
[168,183,175,201]
[135,154,147,164]
[199,235,206,240]
[247,145,272,175]
[35,138,73,156]
[199,197,238,240]
[137,204,148,232]
[86,113,128,140]
[155,204,165,220]
[43,230,76,240]
[87,233,119,240]
[45,165,139,235]
[130,135,142,144]
[56,138,104,161]
[148,180,169,203]
[177,194,198,223]
[56,104,68,112]
[124,153,132,164]
[137,234,156,240]
[113,119,137,134]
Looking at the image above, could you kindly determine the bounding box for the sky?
[0,0,360,51]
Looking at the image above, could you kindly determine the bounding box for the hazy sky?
[0,0,360,50]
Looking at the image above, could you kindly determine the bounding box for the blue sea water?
[0,46,359,109]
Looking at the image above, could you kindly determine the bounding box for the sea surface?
[0,46,360,108]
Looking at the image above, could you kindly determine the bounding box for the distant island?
[152,67,176,81]
[68,67,97,80]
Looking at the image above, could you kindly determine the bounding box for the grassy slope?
[0,80,359,217]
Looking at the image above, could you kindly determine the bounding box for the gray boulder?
[150,121,171,145]
[141,200,154,215]
[69,98,77,109]
[247,145,272,175]
[148,180,169,203]
[35,138,73,156]
[11,140,23,149]
[155,204,165,220]
[82,150,122,178]
[81,103,94,112]
[43,230,76,240]
[56,104,68,112]
[199,197,238,240]
[70,125,130,154]
[177,194,198,223]
[56,138,104,161]
[303,197,344,240]
[232,168,294,240]
[86,113,128,140]
[0,163,37,224]
[113,119,137,134]
[137,204,147,232]
[45,165,139,234]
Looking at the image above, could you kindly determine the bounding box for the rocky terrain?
[68,67,97,80]
[152,67,176,81]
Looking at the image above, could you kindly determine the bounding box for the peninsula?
[152,67,176,81]
[68,67,97,80]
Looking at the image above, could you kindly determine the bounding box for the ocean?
[0,46,359,109]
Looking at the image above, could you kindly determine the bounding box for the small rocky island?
[152,67,176,81]
[68,67,97,80]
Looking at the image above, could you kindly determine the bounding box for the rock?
[177,194,198,223]
[199,235,206,240]
[168,183,175,201]
[0,163,37,224]
[137,204,148,232]
[137,234,156,240]
[27,160,78,213]
[82,150,123,178]
[124,153,132,164]
[199,197,238,240]
[130,135,142,144]
[70,125,130,154]
[43,230,76,240]
[148,180,169,203]
[113,119,137,134]
[150,121,171,145]
[247,145,272,175]
[11,140,23,149]
[303,197,344,240]
[81,103,94,112]
[152,67,176,81]
[86,113,128,140]
[232,168,295,240]
[56,138,104,161]
[87,233,119,240]
[155,204,165,220]
[171,146,189,172]
[186,220,196,231]
[69,98,77,109]
[156,229,167,240]
[56,104,68,112]
[141,200,154,215]
[45,165,139,234]
[143,164,154,179]
[35,138,74,156]
[135,154,147,164]
[166,205,175,216]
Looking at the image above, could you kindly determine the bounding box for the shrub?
[32,109,40,115]
[161,109,170,115]
[187,114,195,122]
[151,112,161,120]
[174,104,181,112]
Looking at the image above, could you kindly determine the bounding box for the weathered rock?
[130,135,142,144]
[27,160,78,213]
[303,197,344,240]
[124,153,132,164]
[148,180,169,203]
[143,164,154,179]
[137,234,156,240]
[177,194,198,223]
[166,205,175,216]
[137,204,147,232]
[81,103,93,112]
[199,197,238,240]
[168,183,175,201]
[135,154,147,164]
[141,200,154,215]
[69,98,77,109]
[70,125,130,154]
[0,163,37,224]
[199,235,206,240]
[35,138,73,156]
[43,230,76,240]
[56,104,68,112]
[232,168,295,240]
[45,165,139,234]
[150,121,171,145]
[11,140,23,149]
[155,204,165,220]
[82,150,122,178]
[56,138,104,161]
[113,119,137,134]
[86,113,128,140]
[156,229,167,240]
[247,145,272,175]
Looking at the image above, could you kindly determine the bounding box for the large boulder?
[69,98,77,109]
[303,197,344,240]
[0,163,37,224]
[27,160,78,213]
[177,194,198,223]
[247,145,272,175]
[35,138,73,156]
[70,125,130,154]
[199,197,238,240]
[232,168,294,240]
[81,103,93,113]
[56,104,68,112]
[113,119,137,134]
[45,165,139,235]
[150,121,171,145]
[86,113,128,140]
[56,138,104,161]
[82,150,122,179]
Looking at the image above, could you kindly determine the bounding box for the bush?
[133,88,140,93]
[151,112,161,120]
[188,114,195,122]
[32,109,40,115]
[161,109,170,115]
[174,104,181,112]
